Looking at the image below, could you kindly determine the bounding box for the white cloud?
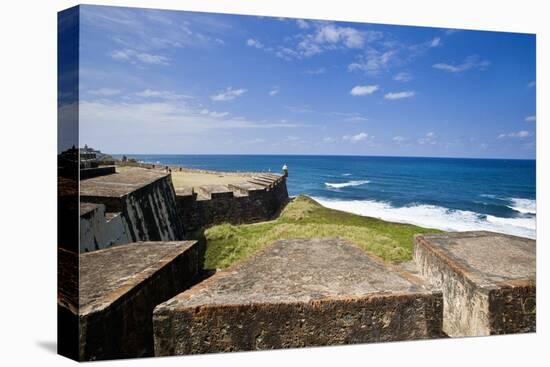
[343,132,369,143]
[87,88,121,96]
[295,24,381,58]
[350,85,379,96]
[393,72,412,82]
[433,55,490,73]
[417,132,437,145]
[430,37,442,47]
[200,109,230,118]
[497,131,531,139]
[393,136,406,144]
[80,99,305,144]
[525,115,536,122]
[348,49,396,74]
[384,90,415,100]
[269,87,280,96]
[528,81,536,88]
[296,19,310,29]
[110,49,170,66]
[210,87,247,101]
[349,36,441,75]
[135,89,191,100]
[323,137,335,142]
[246,38,264,49]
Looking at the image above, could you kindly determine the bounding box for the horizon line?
[106,152,536,161]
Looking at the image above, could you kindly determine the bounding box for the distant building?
[79,145,114,168]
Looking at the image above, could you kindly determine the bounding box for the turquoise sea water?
[121,155,536,239]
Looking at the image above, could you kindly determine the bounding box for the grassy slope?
[204,195,442,270]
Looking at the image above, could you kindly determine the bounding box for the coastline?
[113,158,536,240]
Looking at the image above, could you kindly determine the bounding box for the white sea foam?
[508,198,536,214]
[342,173,352,176]
[313,197,536,239]
[324,180,370,189]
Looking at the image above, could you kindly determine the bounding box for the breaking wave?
[313,197,536,239]
[324,180,370,189]
[507,198,536,214]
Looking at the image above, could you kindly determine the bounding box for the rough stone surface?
[153,238,443,355]
[414,231,536,337]
[80,168,186,249]
[176,174,289,232]
[78,241,201,361]
[79,203,132,252]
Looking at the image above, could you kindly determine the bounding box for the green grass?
[204,195,442,270]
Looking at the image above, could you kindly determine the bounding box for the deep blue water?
[119,155,536,238]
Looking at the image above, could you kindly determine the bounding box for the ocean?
[122,155,536,239]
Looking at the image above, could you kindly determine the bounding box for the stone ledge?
[78,241,202,361]
[414,231,535,336]
[80,167,169,198]
[153,238,443,355]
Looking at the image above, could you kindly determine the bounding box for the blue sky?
[77,5,536,158]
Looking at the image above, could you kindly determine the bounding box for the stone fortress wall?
[79,169,186,252]
[64,163,535,361]
[78,166,289,251]
[176,173,289,232]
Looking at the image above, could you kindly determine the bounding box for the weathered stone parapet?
[176,174,289,232]
[153,238,443,355]
[80,168,186,250]
[80,165,116,179]
[77,241,201,361]
[414,231,535,337]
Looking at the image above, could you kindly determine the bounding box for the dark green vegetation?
[204,195,442,269]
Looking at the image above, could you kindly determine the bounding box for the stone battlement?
[79,166,289,251]
[175,172,289,232]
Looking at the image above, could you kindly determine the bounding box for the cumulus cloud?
[393,72,412,82]
[350,85,379,96]
[392,136,406,144]
[246,38,264,49]
[384,90,415,100]
[343,132,369,143]
[110,49,170,66]
[525,115,536,122]
[286,23,382,59]
[432,55,490,73]
[210,87,247,101]
[269,87,280,96]
[417,132,436,145]
[348,49,396,74]
[497,131,531,139]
